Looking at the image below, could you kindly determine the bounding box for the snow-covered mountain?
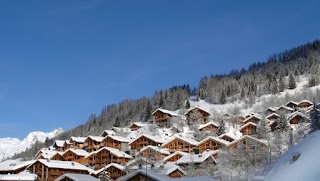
[0,128,63,161]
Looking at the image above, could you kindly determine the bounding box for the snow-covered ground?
[264,130,320,181]
[0,128,63,161]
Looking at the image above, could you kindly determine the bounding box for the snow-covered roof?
[152,108,179,117]
[243,115,261,123]
[54,173,99,181]
[286,101,299,106]
[54,140,65,147]
[163,162,186,176]
[198,122,219,130]
[129,134,165,145]
[218,133,236,141]
[0,170,37,181]
[93,163,125,175]
[228,135,267,148]
[63,148,89,157]
[163,151,190,162]
[70,137,86,143]
[287,111,308,120]
[198,136,230,146]
[240,122,257,130]
[29,159,90,171]
[266,107,279,112]
[85,136,104,143]
[100,130,116,137]
[277,106,295,112]
[162,135,198,147]
[112,126,132,134]
[176,150,217,165]
[266,113,280,119]
[104,135,131,143]
[38,151,63,159]
[0,159,36,171]
[140,145,170,155]
[129,122,146,128]
[86,147,132,159]
[298,100,313,105]
[185,106,211,115]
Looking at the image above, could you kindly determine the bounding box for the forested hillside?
[13,39,320,160]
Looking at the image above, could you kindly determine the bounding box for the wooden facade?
[198,122,218,133]
[185,107,210,124]
[219,134,235,142]
[53,140,65,152]
[286,101,298,109]
[228,136,267,153]
[152,108,178,127]
[102,135,130,151]
[84,136,104,152]
[276,106,294,114]
[243,115,261,124]
[50,152,63,161]
[266,113,280,121]
[95,163,125,180]
[240,122,257,135]
[86,147,132,170]
[62,149,88,165]
[167,168,185,178]
[197,137,228,153]
[161,136,198,154]
[297,100,313,109]
[164,151,189,162]
[289,113,306,124]
[69,137,86,150]
[27,160,89,181]
[140,146,170,160]
[129,135,164,152]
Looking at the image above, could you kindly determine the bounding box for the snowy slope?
[265,130,320,181]
[0,128,63,161]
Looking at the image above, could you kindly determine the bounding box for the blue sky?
[0,0,320,139]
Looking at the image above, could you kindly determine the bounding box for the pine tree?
[310,103,320,133]
[279,76,285,92]
[256,118,270,139]
[159,92,164,107]
[277,113,289,131]
[220,90,227,104]
[288,74,296,89]
[308,77,316,87]
[144,99,152,122]
[216,119,226,136]
[185,99,190,109]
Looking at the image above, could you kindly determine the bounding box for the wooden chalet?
[69,137,86,149]
[129,134,165,154]
[176,150,217,168]
[297,100,313,109]
[163,164,186,178]
[100,130,115,137]
[198,122,219,133]
[240,122,257,135]
[266,113,280,121]
[93,163,125,180]
[0,160,36,174]
[268,120,278,132]
[62,148,89,165]
[218,134,235,142]
[228,135,267,152]
[288,112,308,124]
[139,145,170,160]
[163,151,190,162]
[286,101,299,109]
[243,115,261,124]
[128,122,146,131]
[64,140,73,150]
[26,159,90,181]
[102,135,131,152]
[37,151,63,161]
[197,136,229,153]
[152,108,179,127]
[265,107,278,115]
[84,136,104,152]
[50,152,64,161]
[53,140,66,152]
[185,106,210,124]
[55,174,99,181]
[276,106,294,115]
[161,136,199,154]
[86,147,132,169]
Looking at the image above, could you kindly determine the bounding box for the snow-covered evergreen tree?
[216,119,226,136]
[310,103,320,133]
[288,74,296,89]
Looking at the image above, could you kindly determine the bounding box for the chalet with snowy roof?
[55,174,99,181]
[163,151,190,162]
[265,107,278,115]
[218,134,235,142]
[102,135,131,152]
[0,159,36,174]
[86,147,132,169]
[286,101,299,109]
[164,164,186,178]
[197,136,229,153]
[276,106,294,114]
[297,100,313,109]
[152,108,179,127]
[93,163,125,180]
[198,122,219,133]
[176,150,217,168]
[26,159,90,181]
[240,122,257,135]
[69,137,86,149]
[243,115,261,124]
[64,140,73,149]
[266,113,280,121]
[84,136,104,152]
[185,106,210,124]
[37,151,63,160]
[53,140,66,151]
[62,148,89,165]
[0,170,38,181]
[50,152,64,161]
[100,130,116,137]
[161,136,199,154]
[128,122,146,131]
[228,135,267,152]
[288,112,308,124]
[139,145,170,160]
[129,134,165,154]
